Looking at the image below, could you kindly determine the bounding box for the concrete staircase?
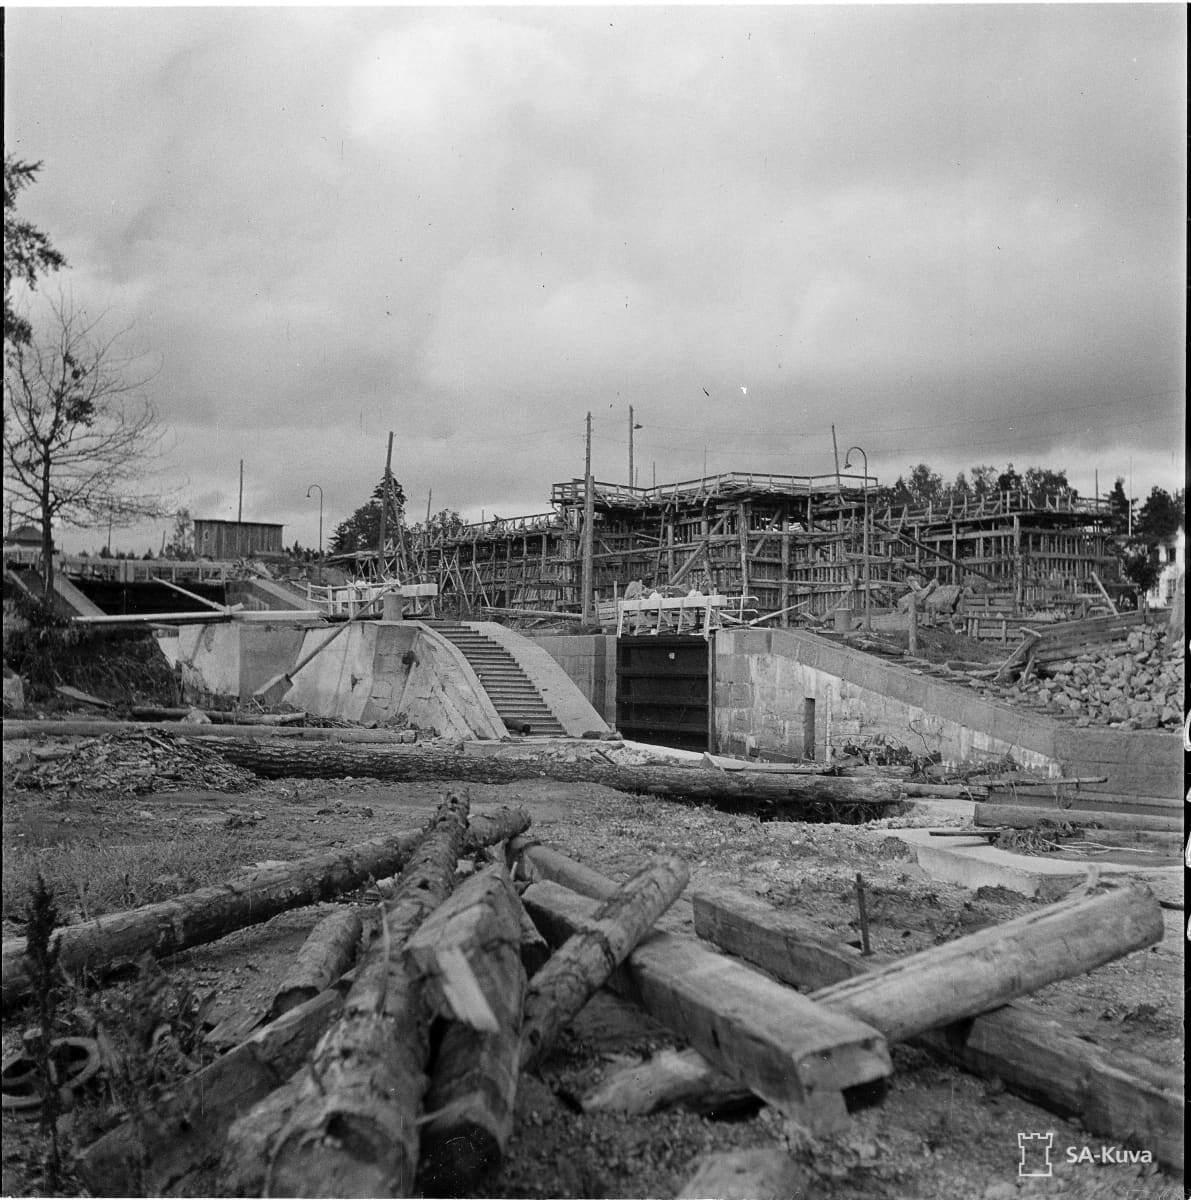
[427,622,567,737]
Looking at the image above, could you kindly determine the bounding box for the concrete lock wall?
[157,618,505,739]
[284,621,505,739]
[529,634,618,725]
[713,628,1179,809]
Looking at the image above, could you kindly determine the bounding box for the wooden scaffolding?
[400,472,1119,622]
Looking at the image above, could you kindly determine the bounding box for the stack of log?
[5,803,1173,1197]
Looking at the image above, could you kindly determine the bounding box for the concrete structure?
[194,519,285,561]
[877,827,1182,903]
[712,627,1179,814]
[530,633,618,725]
[155,617,606,740]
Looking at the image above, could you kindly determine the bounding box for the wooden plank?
[520,881,891,1133]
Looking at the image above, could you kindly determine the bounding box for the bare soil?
[1,757,1181,1199]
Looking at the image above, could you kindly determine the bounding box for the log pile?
[61,813,1173,1195]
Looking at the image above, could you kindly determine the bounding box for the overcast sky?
[5,4,1186,554]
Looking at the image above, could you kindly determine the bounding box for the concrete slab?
[875,826,1182,903]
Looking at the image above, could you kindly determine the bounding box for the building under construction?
[396,471,1121,623]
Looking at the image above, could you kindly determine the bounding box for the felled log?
[269,907,364,1020]
[974,802,1181,834]
[222,794,470,1198]
[202,739,900,809]
[405,865,525,1195]
[2,830,422,1006]
[464,805,532,849]
[78,978,354,1196]
[2,718,416,743]
[521,880,891,1133]
[519,857,689,1072]
[692,884,1181,1171]
[676,1149,809,1200]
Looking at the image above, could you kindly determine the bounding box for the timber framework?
[390,471,1118,621]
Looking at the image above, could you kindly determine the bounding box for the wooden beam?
[691,884,1180,1172]
[520,880,891,1132]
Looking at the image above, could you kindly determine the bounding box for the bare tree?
[3,297,171,601]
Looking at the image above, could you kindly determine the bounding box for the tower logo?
[1018,1131,1054,1178]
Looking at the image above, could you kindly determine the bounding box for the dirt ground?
[1,758,1182,1199]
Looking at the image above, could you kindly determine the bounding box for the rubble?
[8,729,256,795]
[993,625,1182,729]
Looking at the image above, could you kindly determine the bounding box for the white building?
[1146,526,1184,609]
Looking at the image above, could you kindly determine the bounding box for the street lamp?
[843,447,870,631]
[306,484,324,583]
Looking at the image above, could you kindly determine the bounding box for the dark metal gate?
[615,635,710,751]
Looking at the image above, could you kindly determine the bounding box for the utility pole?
[629,405,642,488]
[831,426,841,496]
[238,459,244,524]
[582,412,595,622]
[628,405,634,487]
[378,431,394,578]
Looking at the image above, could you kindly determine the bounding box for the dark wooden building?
[194,519,285,561]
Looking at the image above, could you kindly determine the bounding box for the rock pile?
[1002,626,1181,730]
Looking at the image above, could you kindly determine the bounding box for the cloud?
[4,5,1183,556]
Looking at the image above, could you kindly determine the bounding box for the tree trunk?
[77,980,353,1197]
[2,830,422,1006]
[694,883,1163,1044]
[204,739,899,809]
[405,865,526,1195]
[689,883,1181,1171]
[519,857,688,1072]
[221,793,469,1198]
[269,907,364,1020]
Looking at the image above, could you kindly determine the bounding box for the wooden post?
[779,514,790,624]
[378,431,394,575]
[907,591,918,656]
[582,413,594,622]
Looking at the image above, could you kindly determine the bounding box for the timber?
[519,857,689,1072]
[203,738,901,808]
[691,884,1180,1171]
[221,794,470,1198]
[2,718,425,744]
[2,829,421,1006]
[974,802,1181,834]
[405,865,526,1195]
[520,880,891,1132]
[78,977,352,1196]
[269,907,364,1019]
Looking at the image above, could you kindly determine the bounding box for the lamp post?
[844,446,870,631]
[306,484,323,583]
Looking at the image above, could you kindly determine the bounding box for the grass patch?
[2,834,253,929]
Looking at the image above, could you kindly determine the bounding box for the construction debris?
[7,728,255,795]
